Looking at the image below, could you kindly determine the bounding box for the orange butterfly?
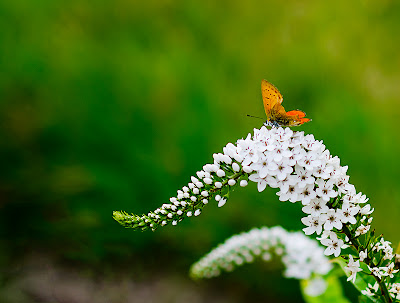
[261,79,311,127]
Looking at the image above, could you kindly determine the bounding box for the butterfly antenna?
[246,114,264,120]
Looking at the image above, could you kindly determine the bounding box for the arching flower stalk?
[190,226,332,297]
[113,126,400,302]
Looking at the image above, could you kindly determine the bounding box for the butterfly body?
[261,79,311,127]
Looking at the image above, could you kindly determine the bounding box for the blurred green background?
[1,1,400,302]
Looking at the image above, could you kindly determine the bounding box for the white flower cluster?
[190,226,332,296]
[114,125,398,300]
[235,126,373,246]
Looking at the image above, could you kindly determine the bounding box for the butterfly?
[261,79,311,127]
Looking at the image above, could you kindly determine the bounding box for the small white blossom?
[315,179,338,201]
[361,282,379,297]
[389,283,400,300]
[360,204,374,215]
[324,209,343,231]
[344,255,363,283]
[218,198,227,207]
[301,214,327,235]
[216,169,226,177]
[340,203,359,224]
[368,266,382,279]
[232,162,240,172]
[294,166,315,188]
[381,262,399,278]
[228,179,236,186]
[359,249,368,262]
[240,180,248,187]
[302,198,329,217]
[355,224,370,236]
[249,174,268,192]
[320,233,344,257]
[190,226,332,283]
[298,184,317,205]
[203,177,212,185]
[196,181,204,188]
[201,191,209,197]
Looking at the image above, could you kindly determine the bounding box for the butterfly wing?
[261,80,283,119]
[286,110,306,118]
[286,110,311,126]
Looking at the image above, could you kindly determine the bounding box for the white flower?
[277,183,301,203]
[301,214,327,235]
[340,203,359,224]
[203,177,212,185]
[218,198,227,207]
[237,135,259,166]
[315,179,338,202]
[344,255,363,283]
[324,209,343,231]
[240,180,248,187]
[216,169,225,177]
[352,192,369,204]
[359,249,368,262]
[190,225,332,282]
[298,152,322,171]
[269,160,293,181]
[242,165,253,173]
[248,174,268,192]
[298,184,317,205]
[380,262,399,278]
[361,282,379,297]
[270,141,292,162]
[232,162,240,172]
[302,198,329,216]
[313,163,334,180]
[368,266,382,279]
[360,204,374,215]
[228,179,236,186]
[250,156,275,178]
[388,283,400,300]
[294,166,315,188]
[355,224,370,236]
[320,233,344,257]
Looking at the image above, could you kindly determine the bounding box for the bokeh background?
[1,1,400,302]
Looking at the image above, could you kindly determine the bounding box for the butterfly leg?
[271,121,280,128]
[264,120,272,127]
[264,120,281,128]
